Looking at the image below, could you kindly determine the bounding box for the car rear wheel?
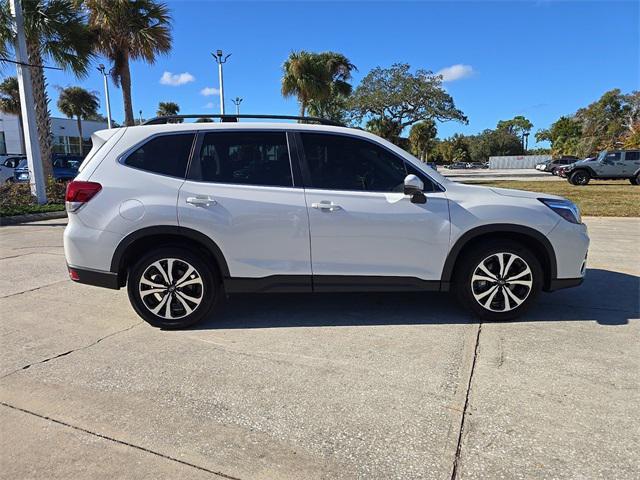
[629,174,639,185]
[127,247,221,329]
[569,170,590,185]
[454,242,543,321]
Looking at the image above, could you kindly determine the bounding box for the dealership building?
[0,112,108,156]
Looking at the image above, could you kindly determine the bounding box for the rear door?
[297,132,450,287]
[177,129,311,286]
[622,151,640,176]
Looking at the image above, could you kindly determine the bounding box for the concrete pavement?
[0,217,638,479]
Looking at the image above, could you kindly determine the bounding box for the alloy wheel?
[138,258,204,319]
[470,252,533,312]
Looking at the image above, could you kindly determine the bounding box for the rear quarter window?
[124,134,195,178]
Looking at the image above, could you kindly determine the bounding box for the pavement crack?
[0,279,70,299]
[0,322,143,380]
[0,401,241,479]
[450,323,482,480]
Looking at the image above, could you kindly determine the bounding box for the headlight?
[539,198,581,224]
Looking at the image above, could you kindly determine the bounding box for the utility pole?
[231,97,243,115]
[9,0,46,204]
[139,110,143,125]
[212,50,231,115]
[97,64,113,129]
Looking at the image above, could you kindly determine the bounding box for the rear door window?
[124,134,195,178]
[624,151,639,161]
[192,131,293,187]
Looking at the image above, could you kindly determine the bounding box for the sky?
[10,0,640,146]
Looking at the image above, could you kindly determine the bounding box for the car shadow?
[192,268,639,330]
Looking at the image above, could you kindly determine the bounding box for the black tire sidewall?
[570,170,590,185]
[454,241,543,321]
[127,247,220,329]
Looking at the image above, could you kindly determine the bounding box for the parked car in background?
[0,155,24,183]
[562,150,640,185]
[64,114,588,329]
[535,156,579,175]
[13,154,82,183]
[426,162,438,171]
[469,162,484,169]
[445,162,469,169]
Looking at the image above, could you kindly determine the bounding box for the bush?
[0,177,67,217]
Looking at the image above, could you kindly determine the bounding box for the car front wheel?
[127,247,221,329]
[569,170,591,185]
[629,174,639,185]
[455,242,543,321]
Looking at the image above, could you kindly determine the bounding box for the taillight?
[65,181,102,212]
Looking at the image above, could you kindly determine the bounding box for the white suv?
[63,116,589,328]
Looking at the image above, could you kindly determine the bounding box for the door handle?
[312,201,342,212]
[186,195,216,207]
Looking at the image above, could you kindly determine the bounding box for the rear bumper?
[547,277,584,291]
[67,265,120,289]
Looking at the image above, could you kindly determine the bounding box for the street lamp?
[97,64,113,129]
[231,97,243,115]
[212,49,231,115]
[139,110,143,125]
[523,132,530,152]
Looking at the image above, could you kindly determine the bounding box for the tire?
[127,247,221,329]
[454,241,543,321]
[569,169,591,185]
[629,174,640,185]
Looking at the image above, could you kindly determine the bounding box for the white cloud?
[201,86,220,96]
[436,64,474,82]
[205,102,215,109]
[159,71,195,86]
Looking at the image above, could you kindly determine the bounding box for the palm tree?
[56,86,99,156]
[0,76,25,151]
[87,0,172,126]
[156,101,179,116]
[0,0,94,178]
[281,51,356,118]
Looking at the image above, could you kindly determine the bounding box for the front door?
[178,130,311,286]
[595,151,623,177]
[297,132,451,288]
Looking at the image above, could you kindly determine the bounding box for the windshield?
[596,151,607,161]
[16,159,28,169]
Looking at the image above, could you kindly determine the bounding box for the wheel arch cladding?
[110,226,230,286]
[441,224,557,291]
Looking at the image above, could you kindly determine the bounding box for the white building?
[0,112,108,156]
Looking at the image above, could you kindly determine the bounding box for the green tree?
[1,0,94,178]
[282,50,356,118]
[157,101,179,116]
[56,86,99,155]
[87,0,172,126]
[408,120,437,161]
[0,76,25,151]
[497,115,533,138]
[349,63,468,131]
[535,116,582,156]
[365,117,402,143]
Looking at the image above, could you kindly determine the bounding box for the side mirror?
[403,174,426,204]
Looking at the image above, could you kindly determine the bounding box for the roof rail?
[142,114,344,127]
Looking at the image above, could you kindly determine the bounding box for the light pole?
[9,0,46,203]
[212,49,231,114]
[138,110,143,125]
[231,97,243,115]
[523,132,530,152]
[97,64,113,129]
